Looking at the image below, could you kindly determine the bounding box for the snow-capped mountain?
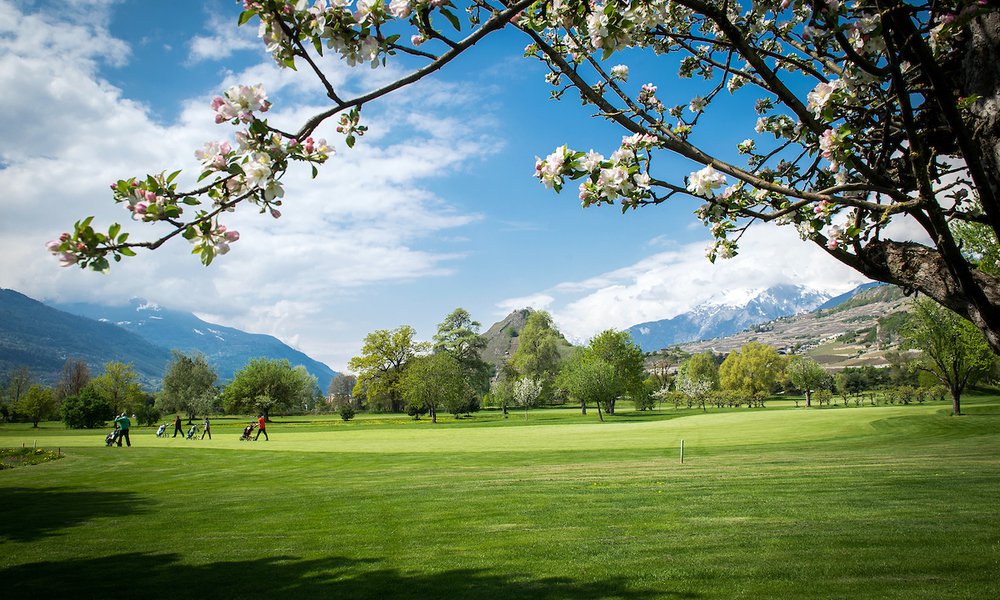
[626,284,833,352]
[51,297,338,389]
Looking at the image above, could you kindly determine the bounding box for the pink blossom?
[686,165,728,197]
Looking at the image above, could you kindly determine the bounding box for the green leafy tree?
[433,307,492,411]
[158,351,218,421]
[719,343,783,407]
[557,352,617,422]
[785,356,828,408]
[510,311,562,402]
[338,404,356,421]
[635,379,657,411]
[16,384,56,427]
[91,361,145,415]
[905,299,997,415]
[222,358,313,420]
[585,329,646,415]
[485,361,519,418]
[1,367,33,422]
[61,384,115,429]
[399,352,467,423]
[349,325,428,413]
[676,352,719,411]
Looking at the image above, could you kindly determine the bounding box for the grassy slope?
[1,400,998,599]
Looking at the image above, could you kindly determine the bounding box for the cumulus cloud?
[498,223,874,344]
[188,12,259,64]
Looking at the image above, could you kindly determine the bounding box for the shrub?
[135,399,162,426]
[339,405,356,421]
[61,385,114,429]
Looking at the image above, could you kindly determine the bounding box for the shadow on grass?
[0,487,148,543]
[3,552,700,599]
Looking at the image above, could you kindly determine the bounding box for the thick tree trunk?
[580,401,587,415]
[855,240,1000,353]
[805,389,812,408]
[961,11,1000,237]
[950,390,962,416]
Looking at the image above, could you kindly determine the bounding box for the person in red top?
[254,414,268,441]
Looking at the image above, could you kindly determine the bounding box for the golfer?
[254,414,268,441]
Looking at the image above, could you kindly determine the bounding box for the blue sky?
[0,0,876,371]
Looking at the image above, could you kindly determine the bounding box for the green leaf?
[117,232,130,243]
[119,247,136,257]
[346,136,355,149]
[440,8,462,31]
[166,169,182,184]
[92,257,110,273]
[182,197,200,205]
[108,223,121,239]
[311,165,319,179]
[283,56,298,70]
[182,227,198,241]
[238,9,257,26]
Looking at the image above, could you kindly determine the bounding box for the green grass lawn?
[1,399,998,599]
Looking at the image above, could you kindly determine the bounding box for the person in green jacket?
[114,413,131,447]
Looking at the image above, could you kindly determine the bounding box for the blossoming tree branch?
[52,0,1000,351]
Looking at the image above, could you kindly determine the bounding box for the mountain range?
[0,289,338,389]
[674,284,912,369]
[626,283,836,352]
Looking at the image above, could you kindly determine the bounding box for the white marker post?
[680,439,684,464]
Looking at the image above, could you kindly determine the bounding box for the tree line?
[0,353,320,429]
[4,297,994,428]
[340,298,997,421]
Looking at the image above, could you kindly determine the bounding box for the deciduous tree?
[512,377,543,420]
[510,311,563,401]
[719,343,783,407]
[557,352,617,421]
[399,352,467,423]
[61,384,114,429]
[91,361,145,415]
[786,356,828,407]
[327,373,358,409]
[158,351,218,421]
[56,358,90,402]
[349,325,428,413]
[433,307,491,412]
[1,367,33,422]
[904,298,996,415]
[585,329,646,414]
[676,351,719,411]
[222,358,313,419]
[16,384,56,428]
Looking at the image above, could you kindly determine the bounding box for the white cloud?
[495,294,555,315]
[499,223,873,344]
[188,12,259,64]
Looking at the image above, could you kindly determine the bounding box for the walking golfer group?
[108,413,270,446]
